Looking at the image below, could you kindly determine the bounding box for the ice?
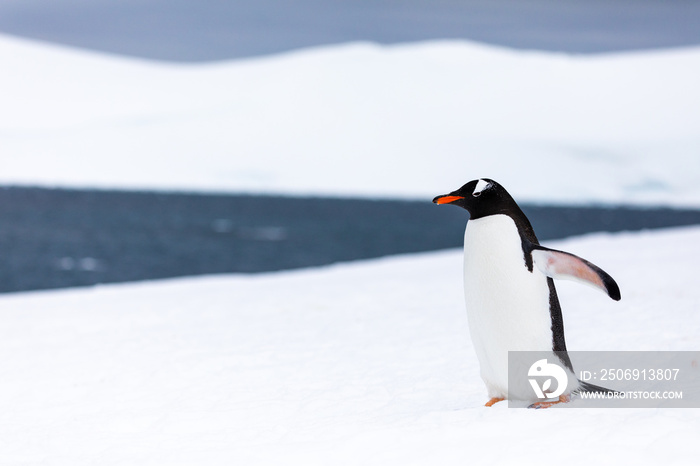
[0,35,699,206]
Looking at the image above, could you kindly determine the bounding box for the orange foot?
[485,397,505,407]
[528,394,571,409]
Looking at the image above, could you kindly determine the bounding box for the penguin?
[433,178,620,408]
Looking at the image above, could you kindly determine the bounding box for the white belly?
[463,215,555,399]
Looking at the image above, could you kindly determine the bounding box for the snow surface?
[0,225,698,465]
[1,34,700,206]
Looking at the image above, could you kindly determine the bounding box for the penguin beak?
[432,194,464,205]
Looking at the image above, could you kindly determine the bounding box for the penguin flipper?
[531,246,621,301]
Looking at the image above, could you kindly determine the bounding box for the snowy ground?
[1,34,700,206]
[0,225,698,465]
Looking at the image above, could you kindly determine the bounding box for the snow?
[0,225,698,464]
[1,33,700,206]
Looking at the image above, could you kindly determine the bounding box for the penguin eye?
[472,179,491,197]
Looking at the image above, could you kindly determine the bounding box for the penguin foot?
[528,394,571,409]
[485,397,505,407]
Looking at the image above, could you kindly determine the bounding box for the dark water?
[0,1,699,61]
[1,186,699,293]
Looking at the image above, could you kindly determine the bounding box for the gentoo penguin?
[433,178,620,408]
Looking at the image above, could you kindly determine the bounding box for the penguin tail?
[575,380,619,395]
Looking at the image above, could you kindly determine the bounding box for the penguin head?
[432,178,518,220]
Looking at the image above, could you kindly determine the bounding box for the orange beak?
[433,195,464,205]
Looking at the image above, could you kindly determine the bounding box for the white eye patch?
[473,179,491,197]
